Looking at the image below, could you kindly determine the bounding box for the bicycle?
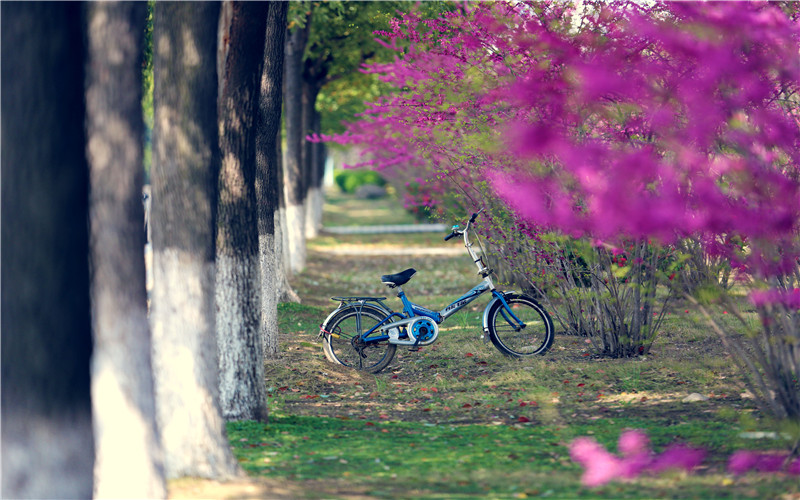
[318,211,555,373]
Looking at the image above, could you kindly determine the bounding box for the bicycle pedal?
[408,347,421,352]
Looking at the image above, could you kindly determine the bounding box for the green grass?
[229,415,796,499]
[322,187,421,227]
[228,191,800,499]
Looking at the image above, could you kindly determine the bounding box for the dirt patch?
[168,477,375,500]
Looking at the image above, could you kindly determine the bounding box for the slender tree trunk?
[302,81,323,239]
[86,3,166,497]
[305,105,326,238]
[256,2,289,359]
[1,4,94,497]
[216,0,269,422]
[150,2,240,478]
[277,128,302,304]
[283,19,310,273]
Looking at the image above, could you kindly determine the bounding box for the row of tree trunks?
[2,2,295,494]
[1,4,95,497]
[85,2,167,497]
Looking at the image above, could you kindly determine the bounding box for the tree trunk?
[277,128,302,304]
[150,1,240,478]
[302,81,323,239]
[216,0,269,423]
[283,18,310,273]
[1,4,94,497]
[256,2,289,359]
[86,3,166,497]
[305,102,326,239]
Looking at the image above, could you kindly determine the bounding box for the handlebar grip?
[470,212,480,223]
[444,231,458,241]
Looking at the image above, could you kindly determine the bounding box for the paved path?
[317,223,464,256]
[313,245,463,257]
[322,223,447,235]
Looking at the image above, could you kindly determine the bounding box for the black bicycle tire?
[322,304,397,373]
[487,293,554,357]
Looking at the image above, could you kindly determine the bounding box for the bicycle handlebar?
[444,211,482,241]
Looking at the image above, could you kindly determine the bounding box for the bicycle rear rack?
[330,296,390,311]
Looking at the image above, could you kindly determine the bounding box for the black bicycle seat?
[380,268,417,288]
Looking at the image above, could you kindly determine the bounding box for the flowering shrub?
[570,429,800,488]
[570,429,705,487]
[323,1,800,418]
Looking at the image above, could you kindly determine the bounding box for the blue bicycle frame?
[348,215,527,345]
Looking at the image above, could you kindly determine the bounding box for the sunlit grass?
[253,191,800,499]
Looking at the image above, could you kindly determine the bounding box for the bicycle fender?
[483,291,520,334]
[318,302,394,338]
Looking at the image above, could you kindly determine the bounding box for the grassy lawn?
[171,189,799,499]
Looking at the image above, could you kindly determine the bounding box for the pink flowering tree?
[324,1,800,421]
[490,1,800,422]
[324,2,684,357]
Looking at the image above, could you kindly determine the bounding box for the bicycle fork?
[482,291,526,341]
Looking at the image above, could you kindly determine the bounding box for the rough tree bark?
[277,128,302,304]
[283,15,311,273]
[1,3,94,497]
[150,1,240,478]
[256,1,290,359]
[86,3,166,497]
[215,0,269,422]
[302,79,324,239]
[304,100,326,239]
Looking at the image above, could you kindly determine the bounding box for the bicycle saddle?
[381,268,417,288]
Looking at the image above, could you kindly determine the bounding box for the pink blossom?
[569,437,623,487]
[648,444,706,474]
[728,450,800,476]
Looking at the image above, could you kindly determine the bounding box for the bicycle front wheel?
[487,293,554,357]
[322,304,396,373]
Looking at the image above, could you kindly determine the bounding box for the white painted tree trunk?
[305,185,323,239]
[86,3,166,497]
[260,231,280,359]
[151,251,241,478]
[3,413,95,499]
[215,254,268,421]
[150,2,241,479]
[276,207,302,303]
[285,201,307,274]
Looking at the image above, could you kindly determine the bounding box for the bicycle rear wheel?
[487,293,554,357]
[322,304,396,373]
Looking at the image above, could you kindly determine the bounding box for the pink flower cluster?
[569,429,705,487]
[728,450,800,476]
[570,429,800,488]
[325,1,800,280]
[491,2,800,257]
[749,288,800,310]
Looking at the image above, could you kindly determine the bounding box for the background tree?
[150,1,240,478]
[215,0,270,423]
[1,3,94,497]
[257,1,290,359]
[85,2,166,497]
[283,6,311,273]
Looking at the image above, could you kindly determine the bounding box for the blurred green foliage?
[333,169,386,194]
